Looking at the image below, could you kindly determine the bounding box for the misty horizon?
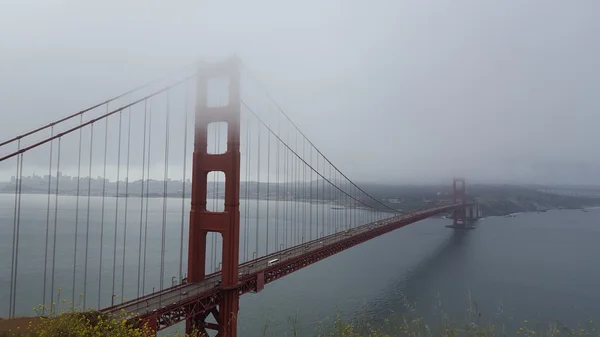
[1,1,600,186]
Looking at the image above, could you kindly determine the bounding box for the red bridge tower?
[187,56,242,337]
[452,177,467,228]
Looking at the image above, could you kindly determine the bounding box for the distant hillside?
[3,177,599,217]
[357,182,600,216]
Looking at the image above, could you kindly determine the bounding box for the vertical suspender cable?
[111,111,123,306]
[321,157,325,237]
[294,129,297,244]
[284,134,289,248]
[209,126,215,272]
[10,154,24,317]
[292,131,297,245]
[316,154,319,238]
[266,126,271,254]
[50,138,61,313]
[179,86,189,283]
[9,140,20,317]
[137,101,148,298]
[244,114,251,262]
[98,110,109,308]
[142,105,153,295]
[121,108,132,302]
[42,128,54,312]
[72,115,84,305]
[309,146,313,241]
[344,178,348,231]
[302,138,306,242]
[282,132,287,248]
[289,135,293,246]
[83,124,94,309]
[255,115,260,258]
[333,170,337,232]
[9,145,21,318]
[275,116,280,252]
[160,92,171,299]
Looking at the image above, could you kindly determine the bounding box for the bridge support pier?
[184,289,239,337]
[187,56,242,337]
[141,314,157,337]
[186,308,219,336]
[465,203,481,221]
[218,289,240,336]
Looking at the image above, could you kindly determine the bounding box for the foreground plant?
[2,292,598,337]
[5,310,152,337]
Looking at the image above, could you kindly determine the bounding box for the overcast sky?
[1,0,599,185]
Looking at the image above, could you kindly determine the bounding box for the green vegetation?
[3,311,598,337]
[2,306,598,337]
[1,294,597,336]
[0,300,155,337]
[0,312,150,337]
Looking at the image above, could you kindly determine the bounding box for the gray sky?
[1,0,600,185]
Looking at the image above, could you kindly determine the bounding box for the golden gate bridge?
[0,56,477,336]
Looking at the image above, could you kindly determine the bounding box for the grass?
[2,311,598,337]
[1,293,598,336]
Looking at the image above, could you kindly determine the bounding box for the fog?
[1,0,599,185]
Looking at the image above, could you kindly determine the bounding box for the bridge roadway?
[101,203,462,323]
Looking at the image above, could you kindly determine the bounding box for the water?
[0,194,385,316]
[232,209,600,336]
[2,195,600,336]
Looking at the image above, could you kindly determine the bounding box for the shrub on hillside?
[5,311,152,337]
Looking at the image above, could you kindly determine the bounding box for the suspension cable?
[0,63,195,148]
[241,100,395,214]
[241,62,401,214]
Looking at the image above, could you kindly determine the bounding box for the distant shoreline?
[0,191,386,212]
[3,186,600,219]
[472,203,600,219]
